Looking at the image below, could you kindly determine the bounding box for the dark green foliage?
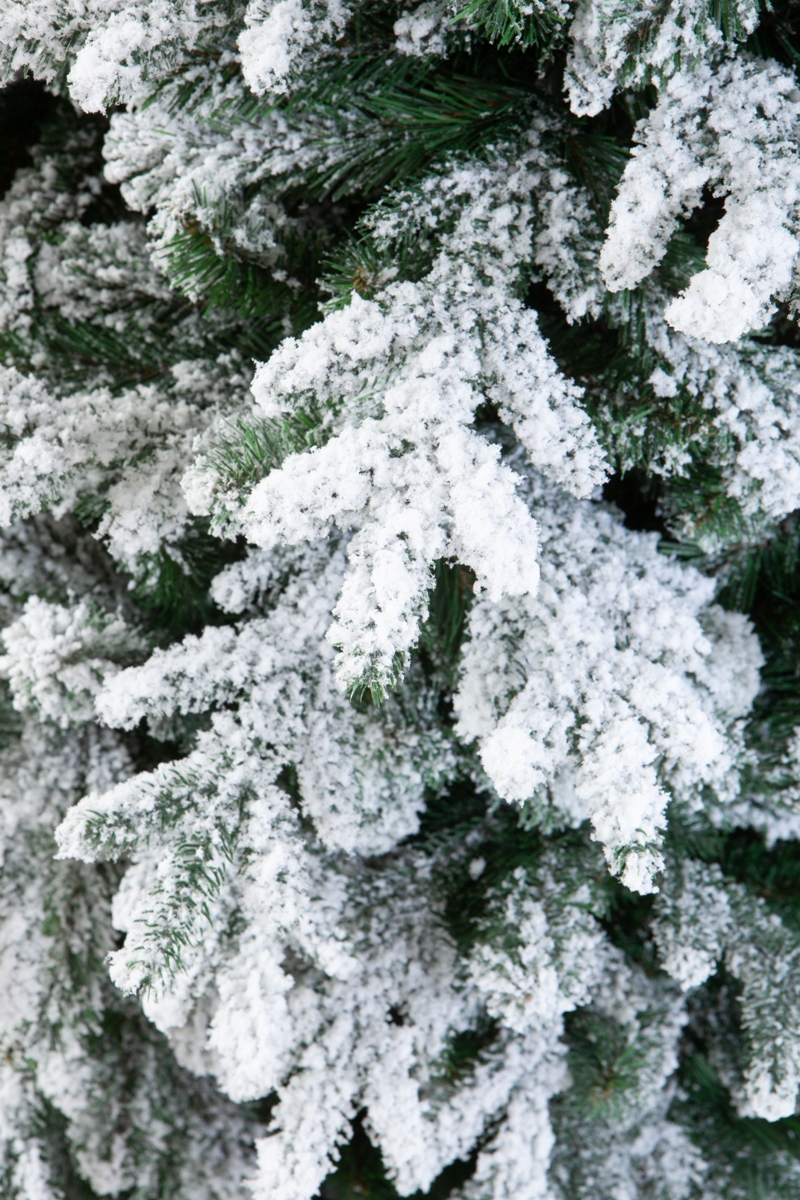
[206,413,324,494]
[716,831,800,933]
[28,1098,101,1200]
[452,0,566,49]
[0,98,296,386]
[425,805,610,957]
[436,1015,503,1085]
[25,832,261,1199]
[418,559,475,683]
[560,1009,653,1123]
[663,811,800,956]
[745,0,800,68]
[436,810,545,953]
[0,677,23,747]
[554,121,633,215]
[673,988,800,1200]
[153,43,540,336]
[318,1110,479,1200]
[162,218,321,345]
[701,516,800,761]
[321,233,421,308]
[320,1114,400,1200]
[299,69,531,200]
[130,519,246,640]
[597,879,658,970]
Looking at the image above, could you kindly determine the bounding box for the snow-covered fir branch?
[1,1,800,1198]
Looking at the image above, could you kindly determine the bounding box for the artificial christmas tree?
[4,0,800,1196]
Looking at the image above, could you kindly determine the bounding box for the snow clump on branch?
[600,57,800,343]
[185,142,608,696]
[454,471,763,893]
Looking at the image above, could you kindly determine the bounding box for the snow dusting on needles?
[1,0,800,1194]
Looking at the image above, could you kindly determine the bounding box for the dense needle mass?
[3,1,800,1198]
